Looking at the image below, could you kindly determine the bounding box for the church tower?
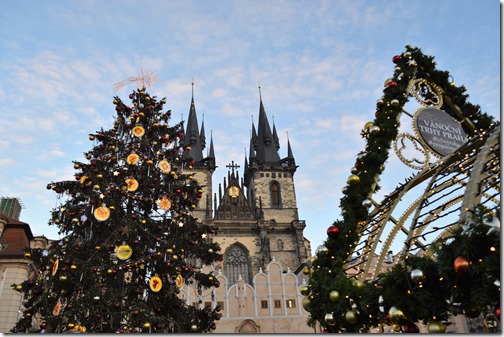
[182,82,216,222]
[209,88,311,284]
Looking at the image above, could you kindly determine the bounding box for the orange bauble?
[454,256,469,275]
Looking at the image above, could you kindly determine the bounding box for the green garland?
[305,46,498,333]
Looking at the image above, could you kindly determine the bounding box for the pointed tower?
[239,86,309,271]
[182,81,216,221]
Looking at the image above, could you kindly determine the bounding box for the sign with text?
[414,107,467,157]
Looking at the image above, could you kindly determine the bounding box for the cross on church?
[226,161,240,174]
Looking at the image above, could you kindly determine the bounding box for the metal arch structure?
[347,124,500,281]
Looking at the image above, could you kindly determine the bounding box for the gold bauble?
[299,285,310,296]
[464,304,482,318]
[364,121,374,130]
[93,184,100,191]
[67,323,75,329]
[24,252,32,259]
[70,264,77,270]
[146,160,154,166]
[15,284,23,291]
[59,275,68,282]
[165,248,173,254]
[302,267,310,275]
[345,310,358,324]
[388,306,408,325]
[191,325,198,332]
[329,290,340,302]
[302,296,311,311]
[142,322,151,331]
[427,320,446,333]
[74,163,80,169]
[347,174,360,185]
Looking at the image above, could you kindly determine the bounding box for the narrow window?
[286,299,296,308]
[274,299,281,308]
[261,300,268,309]
[270,181,281,206]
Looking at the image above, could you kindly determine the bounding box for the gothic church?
[181,87,312,283]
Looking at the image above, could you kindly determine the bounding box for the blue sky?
[0,0,500,252]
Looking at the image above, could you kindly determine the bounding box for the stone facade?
[181,259,314,333]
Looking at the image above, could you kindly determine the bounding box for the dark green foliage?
[11,88,222,333]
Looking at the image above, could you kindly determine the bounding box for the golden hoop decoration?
[159,160,171,173]
[393,133,430,170]
[94,205,111,221]
[407,78,443,108]
[117,245,133,260]
[127,153,140,165]
[149,275,163,292]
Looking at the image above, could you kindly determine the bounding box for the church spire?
[208,130,215,158]
[255,85,280,163]
[272,119,280,151]
[183,79,204,162]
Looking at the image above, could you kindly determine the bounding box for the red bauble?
[403,323,420,333]
[40,322,47,329]
[495,307,500,320]
[327,225,340,239]
[387,81,398,88]
[214,281,220,288]
[392,55,402,64]
[454,256,469,275]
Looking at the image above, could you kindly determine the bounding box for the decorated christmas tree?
[11,84,222,333]
[303,46,499,333]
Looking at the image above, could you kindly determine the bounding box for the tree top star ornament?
[114,68,163,92]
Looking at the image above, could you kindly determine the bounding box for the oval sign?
[413,107,467,157]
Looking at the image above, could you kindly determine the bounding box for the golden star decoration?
[114,68,163,92]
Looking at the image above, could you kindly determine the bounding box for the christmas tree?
[11,86,222,333]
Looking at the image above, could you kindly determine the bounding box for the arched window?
[224,244,251,285]
[270,181,281,206]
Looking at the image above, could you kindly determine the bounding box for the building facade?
[181,87,313,333]
[0,210,50,333]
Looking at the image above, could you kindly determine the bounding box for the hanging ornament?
[392,55,402,64]
[149,275,162,292]
[388,306,408,325]
[362,199,372,208]
[403,322,420,333]
[410,269,424,283]
[158,197,172,211]
[94,205,111,222]
[302,296,311,311]
[347,175,360,185]
[464,304,482,318]
[53,298,62,316]
[345,310,358,324]
[324,313,335,326]
[302,267,310,275]
[175,274,184,288]
[390,99,400,106]
[453,256,469,275]
[142,322,151,331]
[299,285,310,296]
[132,125,145,137]
[159,160,171,173]
[127,153,140,165]
[327,225,340,239]
[125,178,139,192]
[117,244,133,260]
[52,259,59,276]
[369,125,381,135]
[495,306,500,320]
[191,325,198,332]
[329,290,340,302]
[427,320,446,333]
